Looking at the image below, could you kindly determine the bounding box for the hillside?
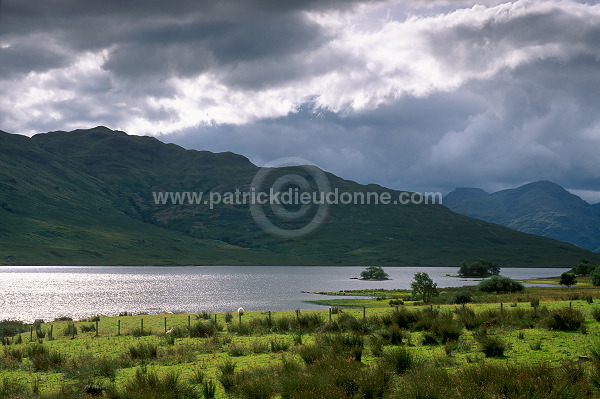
[445,181,600,253]
[1,127,599,266]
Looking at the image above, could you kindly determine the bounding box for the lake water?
[0,266,569,322]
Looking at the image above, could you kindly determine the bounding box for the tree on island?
[410,272,439,303]
[360,266,390,280]
[458,259,500,277]
[559,272,577,287]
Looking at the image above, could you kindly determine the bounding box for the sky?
[2,0,600,202]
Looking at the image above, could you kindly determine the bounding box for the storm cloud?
[1,0,600,201]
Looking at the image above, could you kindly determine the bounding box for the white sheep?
[237,307,245,315]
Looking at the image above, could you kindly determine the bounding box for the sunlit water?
[0,266,569,322]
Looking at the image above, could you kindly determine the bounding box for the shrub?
[590,266,600,286]
[0,320,27,338]
[478,336,507,358]
[123,368,198,399]
[64,355,118,380]
[128,343,158,360]
[61,323,77,337]
[478,275,524,294]
[380,347,414,374]
[591,307,600,322]
[270,339,290,352]
[188,321,216,338]
[389,299,404,306]
[25,344,64,371]
[380,324,405,345]
[80,324,96,333]
[202,379,216,399]
[224,313,233,323]
[451,291,472,304]
[545,307,584,331]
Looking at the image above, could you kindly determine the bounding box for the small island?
[458,259,500,277]
[359,266,391,281]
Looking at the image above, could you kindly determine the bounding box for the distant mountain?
[1,127,598,266]
[594,203,600,212]
[443,188,489,207]
[445,181,600,253]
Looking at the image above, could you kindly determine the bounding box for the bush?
[389,299,404,307]
[591,307,600,322]
[0,320,28,338]
[591,266,600,286]
[25,344,64,371]
[478,275,524,294]
[188,321,216,338]
[451,291,472,304]
[80,324,96,333]
[129,343,158,360]
[478,336,507,358]
[380,347,414,374]
[545,307,584,331]
[123,368,198,399]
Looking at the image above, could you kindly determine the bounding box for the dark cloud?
[2,0,600,203]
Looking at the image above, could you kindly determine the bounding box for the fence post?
[95,320,99,337]
[141,318,144,335]
[164,317,167,333]
[363,307,366,320]
[117,320,121,336]
[268,311,272,325]
[188,315,191,328]
[500,302,503,312]
[30,326,33,341]
[49,325,53,340]
[329,308,332,322]
[214,314,217,325]
[238,312,242,325]
[570,301,572,309]
[72,323,76,339]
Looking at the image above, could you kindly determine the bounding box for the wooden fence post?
[117,320,121,336]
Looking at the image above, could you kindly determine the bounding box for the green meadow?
[1,283,600,398]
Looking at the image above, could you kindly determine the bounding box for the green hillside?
[446,181,600,253]
[1,127,599,266]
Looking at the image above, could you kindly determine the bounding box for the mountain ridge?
[445,181,600,253]
[1,126,598,266]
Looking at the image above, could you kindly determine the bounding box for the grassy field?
[1,284,600,398]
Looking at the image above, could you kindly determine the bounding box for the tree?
[559,272,577,287]
[478,275,524,294]
[411,272,439,303]
[360,266,389,281]
[458,260,501,277]
[590,266,600,286]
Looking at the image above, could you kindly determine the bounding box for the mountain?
[1,126,599,266]
[594,203,600,212]
[445,181,600,253]
[443,188,489,207]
